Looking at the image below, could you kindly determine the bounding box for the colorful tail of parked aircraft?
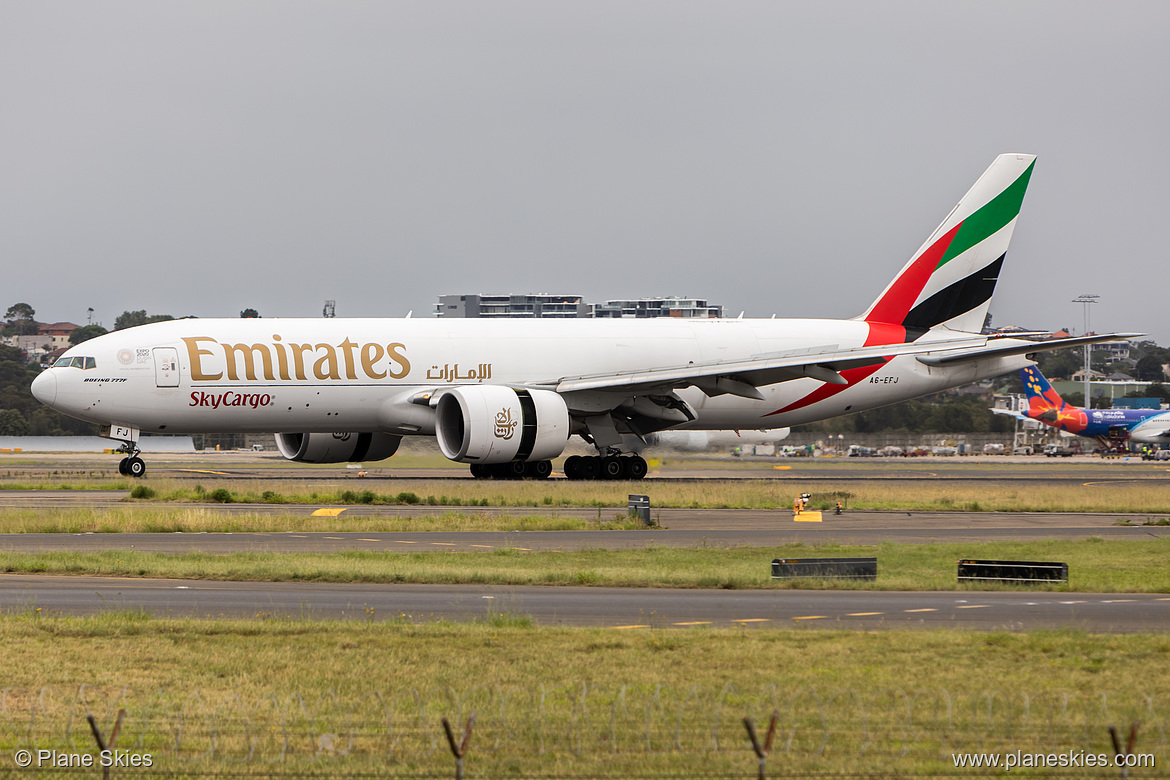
[1002,366,1170,450]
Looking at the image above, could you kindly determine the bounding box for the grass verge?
[2,539,1169,591]
[0,506,643,534]
[1,615,1167,776]
[9,471,1170,512]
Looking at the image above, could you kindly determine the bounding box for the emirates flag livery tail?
[769,154,1036,416]
[861,153,1035,337]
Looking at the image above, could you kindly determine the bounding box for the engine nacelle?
[275,432,402,463]
[435,386,569,464]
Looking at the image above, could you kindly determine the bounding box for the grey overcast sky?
[3,2,1167,341]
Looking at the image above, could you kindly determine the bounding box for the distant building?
[1095,339,1132,361]
[435,294,587,318]
[38,322,81,349]
[435,294,723,319]
[589,297,723,319]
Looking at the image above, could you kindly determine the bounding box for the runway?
[3,574,1167,632]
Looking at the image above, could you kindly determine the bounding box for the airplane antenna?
[323,300,336,318]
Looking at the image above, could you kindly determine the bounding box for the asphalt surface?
[3,575,1167,632]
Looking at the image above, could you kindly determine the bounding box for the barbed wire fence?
[0,683,1166,776]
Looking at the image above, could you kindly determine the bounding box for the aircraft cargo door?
[153,347,181,387]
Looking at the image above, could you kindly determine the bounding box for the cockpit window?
[53,356,96,369]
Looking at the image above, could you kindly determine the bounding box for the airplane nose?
[31,371,57,406]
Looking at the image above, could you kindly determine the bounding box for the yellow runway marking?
[1157,598,1170,601]
[673,621,712,626]
[323,536,344,540]
[311,508,347,517]
[470,545,493,548]
[358,538,382,542]
[957,605,990,609]
[904,608,936,613]
[177,469,231,475]
[431,542,456,546]
[289,535,307,538]
[734,618,770,623]
[394,540,416,544]
[612,625,649,630]
[847,612,884,616]
[793,615,826,620]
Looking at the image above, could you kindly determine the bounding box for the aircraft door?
[153,347,181,387]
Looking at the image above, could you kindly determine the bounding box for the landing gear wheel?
[126,457,147,478]
[578,456,600,480]
[118,458,130,476]
[506,461,528,480]
[626,455,648,480]
[525,460,553,480]
[601,456,625,480]
[563,455,582,479]
[469,463,489,479]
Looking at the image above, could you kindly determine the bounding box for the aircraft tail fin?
[1020,365,1068,410]
[1020,365,1089,432]
[860,154,1036,336]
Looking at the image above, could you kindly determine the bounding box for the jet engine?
[274,432,402,463]
[435,386,569,464]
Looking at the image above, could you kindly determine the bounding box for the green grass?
[0,506,642,534]
[9,469,1170,512]
[0,615,1166,777]
[3,539,1168,591]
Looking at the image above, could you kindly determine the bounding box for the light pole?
[1072,294,1098,407]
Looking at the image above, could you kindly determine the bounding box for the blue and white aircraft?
[996,366,1170,450]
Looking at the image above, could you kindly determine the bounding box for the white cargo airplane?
[32,154,1136,480]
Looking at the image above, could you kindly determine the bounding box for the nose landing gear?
[114,443,147,478]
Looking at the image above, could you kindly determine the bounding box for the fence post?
[86,708,125,780]
[1109,721,1139,780]
[442,712,476,780]
[743,710,779,780]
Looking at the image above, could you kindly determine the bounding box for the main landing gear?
[468,454,649,480]
[562,454,648,481]
[469,461,554,480]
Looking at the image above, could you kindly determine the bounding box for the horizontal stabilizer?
[916,333,1145,367]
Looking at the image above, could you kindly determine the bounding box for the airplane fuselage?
[36,317,1031,437]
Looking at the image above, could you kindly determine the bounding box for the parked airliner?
[996,366,1170,451]
[32,154,1137,479]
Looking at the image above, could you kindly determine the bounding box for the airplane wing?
[990,407,1030,421]
[551,334,992,399]
[549,332,1143,400]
